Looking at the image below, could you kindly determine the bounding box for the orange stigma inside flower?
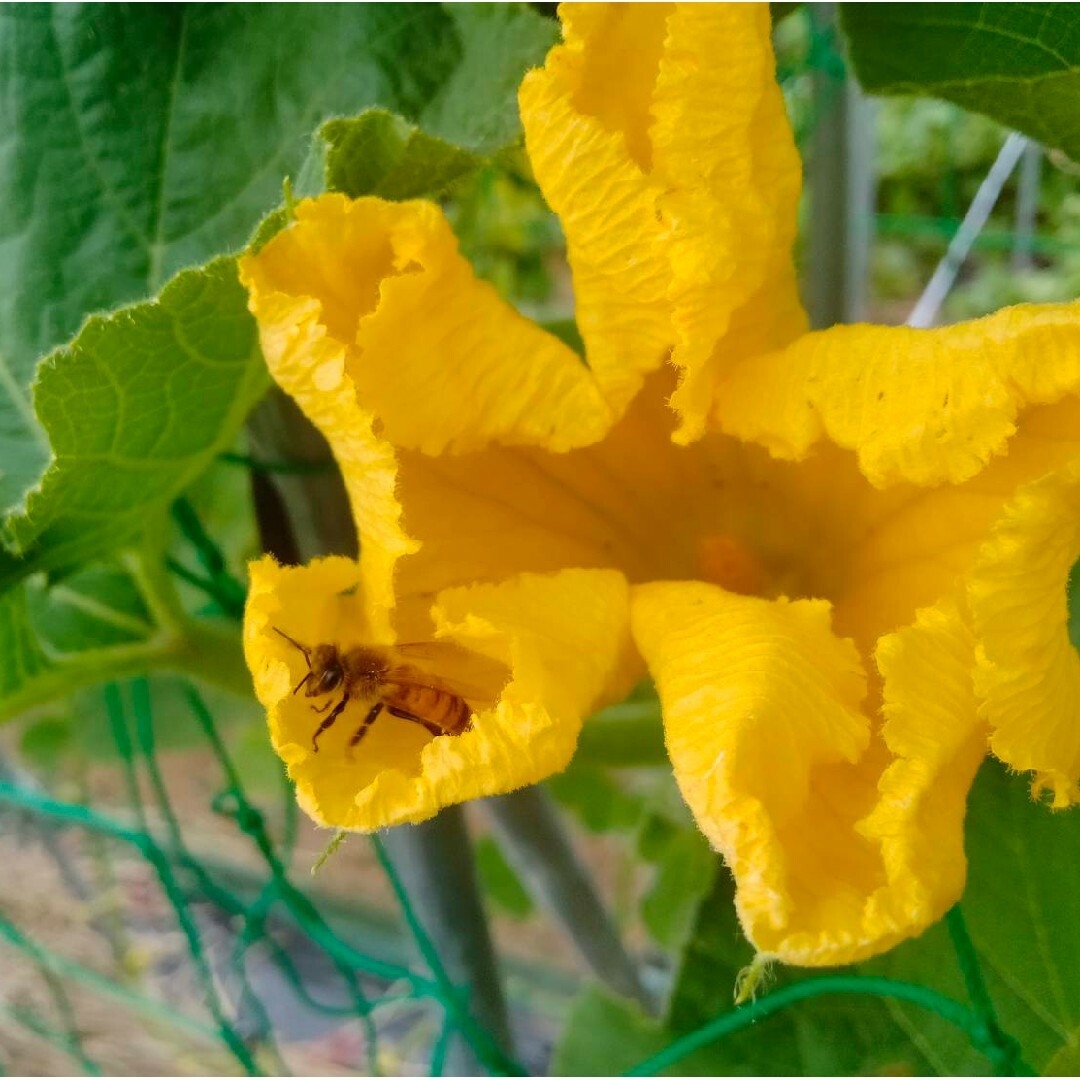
[697,534,765,596]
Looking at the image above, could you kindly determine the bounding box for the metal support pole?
[806,3,877,328]
[907,133,1028,329]
[1011,141,1043,272]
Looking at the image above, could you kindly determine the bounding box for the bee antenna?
[273,626,311,668]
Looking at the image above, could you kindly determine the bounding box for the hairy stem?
[486,785,653,1012]
[806,3,876,328]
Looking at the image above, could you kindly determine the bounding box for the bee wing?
[389,641,511,706]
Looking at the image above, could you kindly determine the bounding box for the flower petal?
[241,194,613,457]
[716,303,1080,487]
[631,581,873,964]
[391,369,693,601]
[969,461,1080,807]
[631,581,984,965]
[386,368,859,610]
[521,3,806,439]
[246,556,635,830]
[867,596,986,942]
[833,396,1080,651]
[240,227,410,639]
[240,193,630,634]
[651,3,806,442]
[519,4,673,416]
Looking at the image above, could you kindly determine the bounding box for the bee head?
[309,644,344,696]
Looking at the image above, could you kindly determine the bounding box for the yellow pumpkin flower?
[240,2,1080,967]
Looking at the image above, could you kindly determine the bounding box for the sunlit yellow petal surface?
[519,5,673,416]
[652,4,806,441]
[718,304,1080,487]
[242,194,612,456]
[970,462,1080,807]
[520,3,806,438]
[246,556,632,830]
[631,582,984,965]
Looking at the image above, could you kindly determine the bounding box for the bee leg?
[312,692,349,753]
[292,672,312,696]
[386,706,443,738]
[346,702,384,755]
[310,698,335,714]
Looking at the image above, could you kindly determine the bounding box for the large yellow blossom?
[240,3,1080,966]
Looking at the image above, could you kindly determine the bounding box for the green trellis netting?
[0,677,1032,1076]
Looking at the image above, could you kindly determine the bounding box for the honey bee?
[273,628,509,754]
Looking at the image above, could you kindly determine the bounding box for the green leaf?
[553,987,693,1077]
[321,110,483,201]
[0,579,52,703]
[417,5,557,152]
[638,829,716,951]
[841,4,1080,160]
[1,556,161,721]
[1067,556,1080,651]
[25,563,154,652]
[475,835,535,919]
[867,760,1080,1074]
[665,871,755,1036]
[1,2,556,520]
[1046,1035,1080,1076]
[302,7,559,217]
[553,976,926,1077]
[770,2,803,26]
[0,549,248,725]
[18,717,72,772]
[546,765,644,835]
[5,259,266,574]
[575,701,667,768]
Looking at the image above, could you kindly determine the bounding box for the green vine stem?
[0,547,249,725]
[622,974,1035,1077]
[0,614,248,720]
[945,904,1032,1075]
[486,785,653,1012]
